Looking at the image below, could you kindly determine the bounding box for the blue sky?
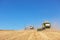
[0,0,60,30]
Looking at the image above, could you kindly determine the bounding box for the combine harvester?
[37,21,51,31]
[25,25,34,30]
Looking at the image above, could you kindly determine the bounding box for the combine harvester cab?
[42,21,51,29]
[29,26,34,29]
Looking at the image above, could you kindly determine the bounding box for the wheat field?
[0,29,60,40]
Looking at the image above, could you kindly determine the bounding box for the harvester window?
[45,24,50,26]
